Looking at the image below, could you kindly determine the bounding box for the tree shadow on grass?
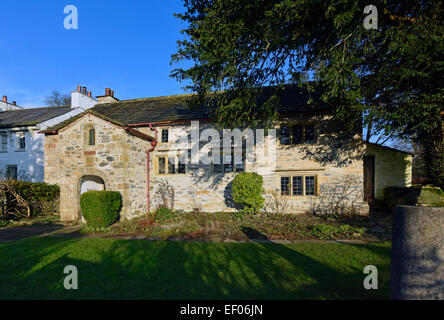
[0,237,390,300]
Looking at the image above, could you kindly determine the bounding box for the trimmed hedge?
[5,181,60,216]
[79,191,122,228]
[232,172,265,214]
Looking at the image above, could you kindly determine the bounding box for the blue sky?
[0,0,191,108]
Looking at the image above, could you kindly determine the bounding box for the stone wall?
[45,113,150,221]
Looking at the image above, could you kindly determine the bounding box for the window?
[161,129,169,143]
[305,125,315,144]
[292,125,303,144]
[158,155,186,175]
[0,133,7,152]
[178,155,186,174]
[17,133,25,150]
[281,177,290,195]
[305,176,315,195]
[168,157,176,174]
[280,124,316,145]
[280,126,291,145]
[6,165,17,180]
[281,175,318,196]
[88,128,95,145]
[158,157,166,174]
[292,176,303,195]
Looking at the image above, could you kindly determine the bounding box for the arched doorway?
[79,175,105,223]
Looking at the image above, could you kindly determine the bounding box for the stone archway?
[74,168,111,222]
[79,175,105,223]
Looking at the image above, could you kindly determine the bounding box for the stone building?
[41,86,412,221]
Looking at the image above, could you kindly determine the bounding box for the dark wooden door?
[364,156,375,204]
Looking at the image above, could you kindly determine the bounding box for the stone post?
[390,205,444,299]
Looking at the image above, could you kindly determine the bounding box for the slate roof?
[44,85,331,132]
[0,106,72,129]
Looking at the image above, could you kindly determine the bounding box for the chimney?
[71,85,97,110]
[97,87,119,104]
[2,96,7,102]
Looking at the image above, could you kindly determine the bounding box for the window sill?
[15,149,26,152]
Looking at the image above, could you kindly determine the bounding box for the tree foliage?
[171,0,443,186]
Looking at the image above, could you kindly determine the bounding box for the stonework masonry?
[45,112,411,221]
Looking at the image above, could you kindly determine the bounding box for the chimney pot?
[77,85,82,92]
[12,101,16,105]
[105,88,111,96]
[2,96,6,102]
[88,91,91,97]
[110,90,114,96]
[82,87,87,94]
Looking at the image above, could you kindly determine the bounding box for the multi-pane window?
[281,177,290,195]
[158,157,166,174]
[280,175,317,196]
[0,133,7,152]
[292,176,303,195]
[6,165,17,180]
[161,129,169,143]
[17,133,25,150]
[211,147,245,174]
[168,157,176,174]
[280,126,291,145]
[280,124,316,145]
[158,155,186,175]
[292,125,303,144]
[305,176,316,195]
[88,128,95,145]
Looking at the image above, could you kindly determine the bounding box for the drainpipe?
[146,124,158,214]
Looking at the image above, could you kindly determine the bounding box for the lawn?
[0,237,390,300]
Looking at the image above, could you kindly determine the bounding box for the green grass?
[0,238,391,300]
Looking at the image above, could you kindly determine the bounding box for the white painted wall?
[0,101,23,111]
[71,91,97,109]
[0,107,84,182]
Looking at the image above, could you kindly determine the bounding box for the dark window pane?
[280,126,290,145]
[178,156,186,174]
[281,177,290,195]
[292,176,303,196]
[305,125,315,144]
[6,165,17,180]
[305,176,315,195]
[158,157,166,174]
[292,125,303,144]
[88,128,95,145]
[168,157,176,174]
[161,129,169,143]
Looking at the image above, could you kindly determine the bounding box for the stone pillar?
[390,205,444,299]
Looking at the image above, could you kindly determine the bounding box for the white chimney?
[0,95,23,111]
[71,85,97,110]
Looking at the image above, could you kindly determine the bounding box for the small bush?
[155,206,174,221]
[232,172,265,214]
[5,180,60,216]
[80,191,121,228]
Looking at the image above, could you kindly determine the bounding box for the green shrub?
[79,191,121,228]
[5,181,60,216]
[232,172,265,214]
[155,206,174,221]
